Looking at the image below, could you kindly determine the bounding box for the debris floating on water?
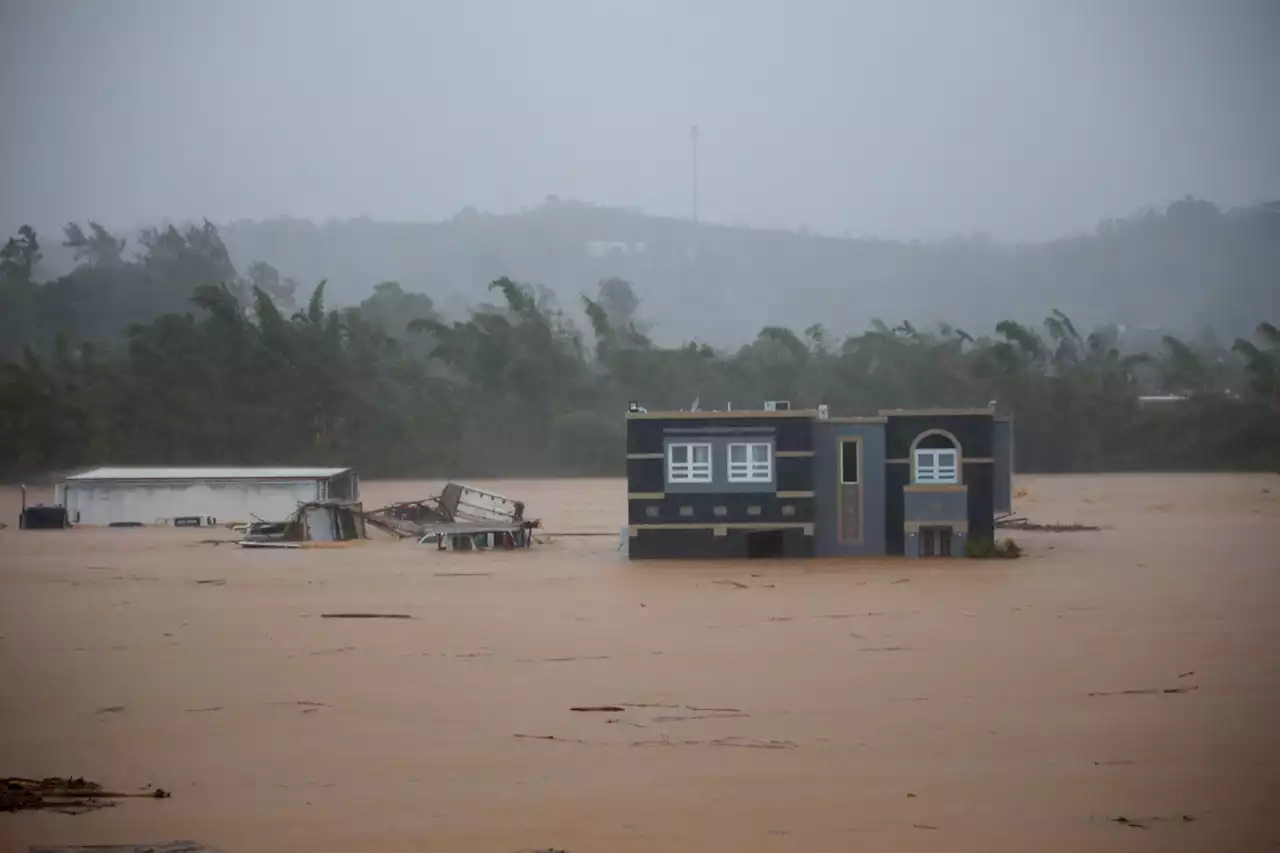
[996,516,1101,532]
[30,843,216,853]
[1087,685,1198,697]
[570,706,626,712]
[2,777,170,815]
[368,483,542,550]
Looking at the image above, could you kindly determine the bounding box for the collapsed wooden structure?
[238,500,370,548]
[365,483,541,550]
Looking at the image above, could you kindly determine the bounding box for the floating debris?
[367,483,542,550]
[513,734,585,743]
[570,706,626,712]
[996,517,1101,532]
[710,737,797,750]
[1087,685,1198,697]
[2,777,169,815]
[30,843,217,853]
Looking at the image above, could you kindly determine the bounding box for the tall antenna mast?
[690,123,699,223]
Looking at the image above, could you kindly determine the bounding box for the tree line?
[28,197,1280,348]
[1,221,1277,481]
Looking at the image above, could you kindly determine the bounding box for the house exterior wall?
[629,527,812,559]
[627,492,813,525]
[813,421,887,557]
[662,433,777,494]
[65,480,322,525]
[884,413,995,459]
[961,461,996,543]
[903,485,969,524]
[626,415,814,454]
[903,486,971,558]
[993,418,1013,514]
[626,413,814,558]
[884,412,997,555]
[626,409,1004,560]
[904,528,968,557]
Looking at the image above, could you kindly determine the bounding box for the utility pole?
[690,123,699,223]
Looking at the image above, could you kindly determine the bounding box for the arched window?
[911,430,961,484]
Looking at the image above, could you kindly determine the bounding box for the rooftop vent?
[764,400,791,412]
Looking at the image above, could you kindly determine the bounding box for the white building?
[56,467,359,526]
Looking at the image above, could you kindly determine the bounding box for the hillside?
[206,197,1280,344]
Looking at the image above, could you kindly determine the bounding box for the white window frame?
[727,441,773,483]
[914,448,959,484]
[667,442,712,483]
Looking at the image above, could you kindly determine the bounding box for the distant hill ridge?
[35,196,1280,344]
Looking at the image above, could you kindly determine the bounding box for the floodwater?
[1,474,1278,853]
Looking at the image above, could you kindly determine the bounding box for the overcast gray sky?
[2,0,1277,241]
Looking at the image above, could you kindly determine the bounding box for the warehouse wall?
[65,480,321,525]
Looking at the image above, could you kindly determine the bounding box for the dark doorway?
[919,526,953,558]
[746,529,787,558]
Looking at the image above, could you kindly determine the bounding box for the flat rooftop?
[626,407,1001,420]
[65,467,353,481]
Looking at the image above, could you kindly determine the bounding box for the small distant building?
[56,467,359,527]
[1136,394,1189,408]
[625,404,1013,559]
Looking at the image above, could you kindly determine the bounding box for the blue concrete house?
[625,404,1013,559]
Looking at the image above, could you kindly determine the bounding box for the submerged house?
[625,404,1013,559]
[56,467,360,527]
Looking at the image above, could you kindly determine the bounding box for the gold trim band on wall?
[776,490,815,498]
[626,452,665,460]
[879,407,996,416]
[627,492,665,500]
[824,416,888,423]
[629,522,815,534]
[889,457,994,463]
[776,450,815,458]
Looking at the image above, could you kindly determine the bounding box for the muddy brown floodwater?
[1,474,1279,852]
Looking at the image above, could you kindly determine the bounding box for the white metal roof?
[65,466,352,482]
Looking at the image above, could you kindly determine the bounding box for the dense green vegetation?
[29,197,1280,347]
[2,219,1277,480]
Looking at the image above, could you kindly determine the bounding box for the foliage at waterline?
[1,221,1277,479]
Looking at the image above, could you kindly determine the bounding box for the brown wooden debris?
[3,777,169,814]
[570,706,626,712]
[997,518,1101,532]
[31,843,216,853]
[1087,685,1198,697]
[710,737,797,749]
